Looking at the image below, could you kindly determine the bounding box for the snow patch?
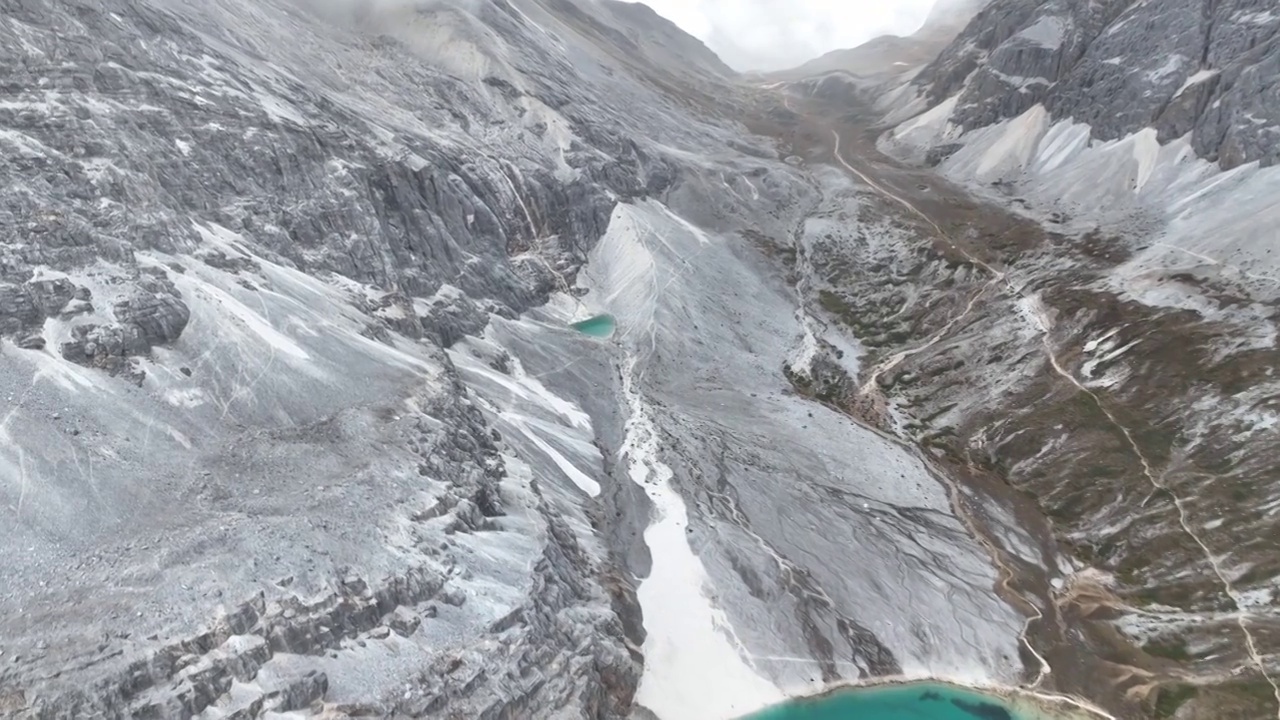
[787,319,820,377]
[1174,69,1219,98]
[1015,17,1065,49]
[1236,10,1277,25]
[28,347,119,395]
[163,387,209,409]
[877,82,931,125]
[254,90,308,126]
[1146,55,1186,84]
[193,221,256,256]
[977,105,1049,177]
[1227,407,1279,443]
[1029,120,1092,174]
[1131,128,1160,192]
[508,358,591,431]
[183,278,312,362]
[892,94,961,149]
[449,334,605,504]
[392,6,515,85]
[1083,328,1121,354]
[657,204,713,246]
[0,128,58,159]
[1082,339,1140,379]
[936,105,1051,181]
[503,414,600,497]
[1236,587,1273,609]
[518,96,579,179]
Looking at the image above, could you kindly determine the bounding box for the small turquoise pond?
[743,682,1035,720]
[570,313,617,338]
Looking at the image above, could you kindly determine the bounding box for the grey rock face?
[0,0,743,716]
[0,0,655,357]
[591,0,735,80]
[420,291,497,348]
[45,271,191,382]
[912,0,1280,167]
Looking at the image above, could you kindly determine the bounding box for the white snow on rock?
[574,196,1026,714]
[941,104,1050,180]
[584,203,784,719]
[1015,16,1066,49]
[1146,54,1187,84]
[891,93,961,150]
[621,353,784,720]
[886,102,1280,296]
[1174,68,1220,97]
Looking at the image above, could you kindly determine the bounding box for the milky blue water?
[743,683,1035,720]
[570,313,617,338]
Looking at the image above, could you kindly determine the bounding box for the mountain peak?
[769,0,991,82]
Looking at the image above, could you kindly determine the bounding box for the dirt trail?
[773,96,1063,696]
[822,129,1004,392]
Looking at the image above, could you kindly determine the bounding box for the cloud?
[624,0,939,71]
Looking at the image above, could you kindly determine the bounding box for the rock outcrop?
[910,0,1280,167]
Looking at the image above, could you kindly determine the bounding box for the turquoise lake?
[743,682,1037,720]
[570,313,617,338]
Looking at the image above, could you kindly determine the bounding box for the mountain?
[4,0,1278,719]
[768,0,990,83]
[776,2,1280,719]
[906,0,1280,168]
[0,0,1038,717]
[0,0,752,716]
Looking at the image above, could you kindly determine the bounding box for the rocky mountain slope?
[909,0,1280,168]
[7,0,1276,718]
[771,2,1280,719]
[0,0,735,716]
[874,0,1280,266]
[0,1,1064,719]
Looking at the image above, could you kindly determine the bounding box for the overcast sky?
[625,0,939,71]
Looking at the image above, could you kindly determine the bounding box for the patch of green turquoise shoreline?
[741,681,1096,720]
[570,313,617,338]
